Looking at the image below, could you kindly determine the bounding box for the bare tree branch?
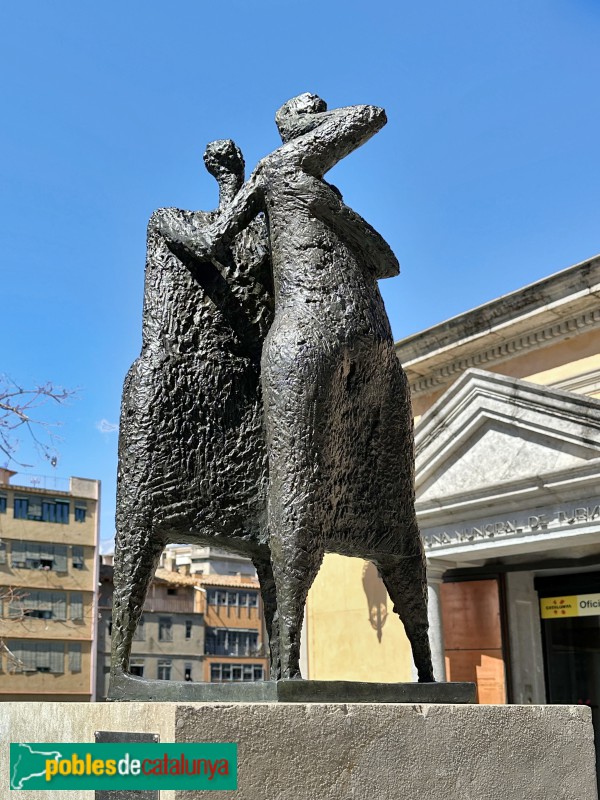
[0,375,77,467]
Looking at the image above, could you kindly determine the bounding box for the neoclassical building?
[304,254,600,734]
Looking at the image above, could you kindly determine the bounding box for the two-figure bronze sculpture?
[110,93,434,698]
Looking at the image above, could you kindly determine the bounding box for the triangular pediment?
[414,369,600,502]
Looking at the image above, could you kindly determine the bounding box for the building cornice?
[396,254,600,398]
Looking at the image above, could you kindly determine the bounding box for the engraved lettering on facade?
[423,502,600,550]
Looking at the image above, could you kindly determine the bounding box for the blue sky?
[1,1,598,549]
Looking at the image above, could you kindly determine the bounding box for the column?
[426,560,454,682]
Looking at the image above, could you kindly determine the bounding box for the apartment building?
[0,469,100,701]
[161,544,257,578]
[199,573,268,683]
[96,563,204,699]
[96,558,268,698]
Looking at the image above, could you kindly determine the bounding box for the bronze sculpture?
[154,93,434,683]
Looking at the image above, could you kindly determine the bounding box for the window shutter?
[27,498,42,519]
[11,540,25,566]
[26,542,40,561]
[49,642,64,673]
[56,502,69,524]
[8,593,24,618]
[23,643,36,671]
[14,498,28,519]
[72,545,84,568]
[7,641,24,670]
[68,643,82,673]
[36,644,51,670]
[33,591,48,612]
[53,593,67,620]
[70,593,83,621]
[53,545,67,572]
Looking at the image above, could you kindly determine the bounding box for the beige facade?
[0,470,100,701]
[303,253,600,685]
[305,554,412,681]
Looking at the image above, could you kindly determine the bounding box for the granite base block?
[0,701,596,800]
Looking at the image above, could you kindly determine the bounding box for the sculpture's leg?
[110,513,165,678]
[262,360,326,679]
[269,530,323,680]
[377,554,435,682]
[252,552,280,679]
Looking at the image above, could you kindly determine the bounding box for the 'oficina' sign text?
[423,503,600,550]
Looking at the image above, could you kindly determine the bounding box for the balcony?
[143,598,195,614]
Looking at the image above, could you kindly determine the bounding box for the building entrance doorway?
[537,573,600,778]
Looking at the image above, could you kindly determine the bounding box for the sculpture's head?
[203,139,245,182]
[275,93,328,143]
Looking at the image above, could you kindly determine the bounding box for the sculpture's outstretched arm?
[299,105,387,177]
[153,170,265,265]
[310,192,399,280]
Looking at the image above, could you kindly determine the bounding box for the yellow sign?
[540,593,600,619]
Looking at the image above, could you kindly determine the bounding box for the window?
[185,620,193,640]
[206,589,259,608]
[14,498,28,519]
[9,590,67,621]
[130,658,144,677]
[207,589,227,606]
[157,659,172,680]
[133,615,145,641]
[71,546,84,570]
[14,497,69,523]
[184,663,193,681]
[70,593,83,621]
[68,643,81,673]
[167,588,177,596]
[7,640,64,673]
[10,541,67,571]
[42,501,70,524]
[0,495,7,514]
[0,541,6,564]
[210,663,264,682]
[158,617,172,642]
[227,591,238,606]
[108,617,113,637]
[205,628,259,656]
[74,503,87,523]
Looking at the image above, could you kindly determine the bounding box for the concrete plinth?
[1,702,596,800]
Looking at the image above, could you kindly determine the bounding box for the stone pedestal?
[1,702,596,799]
